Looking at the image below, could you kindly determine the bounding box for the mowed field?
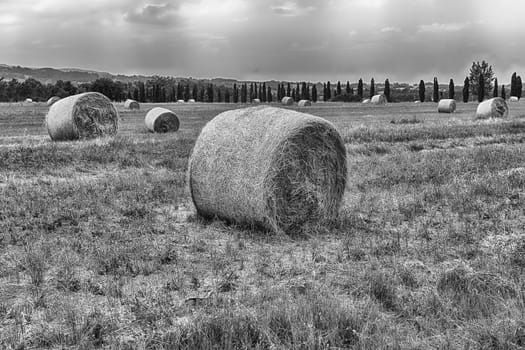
[1,101,525,349]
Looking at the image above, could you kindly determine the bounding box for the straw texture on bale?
[437,99,456,113]
[371,94,387,104]
[475,97,509,119]
[362,99,370,104]
[124,99,140,110]
[47,96,60,106]
[45,92,119,141]
[145,107,179,133]
[281,96,294,105]
[298,100,312,107]
[189,106,347,234]
[510,96,519,102]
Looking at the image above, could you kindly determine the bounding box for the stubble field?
[1,101,524,349]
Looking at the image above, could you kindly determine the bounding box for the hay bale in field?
[145,107,179,133]
[414,100,421,104]
[46,96,60,106]
[177,99,185,103]
[437,99,456,113]
[124,99,140,110]
[188,99,196,103]
[252,99,261,104]
[281,96,294,105]
[362,99,370,104]
[475,97,509,119]
[371,94,387,104]
[509,96,519,102]
[298,100,311,107]
[188,106,347,234]
[24,98,33,103]
[45,92,119,141]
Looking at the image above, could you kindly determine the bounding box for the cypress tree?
[511,72,517,97]
[419,80,425,102]
[463,77,469,103]
[433,77,439,102]
[287,83,291,97]
[323,83,327,102]
[326,81,331,100]
[493,78,498,98]
[267,86,272,103]
[357,78,363,98]
[192,85,198,100]
[346,81,351,95]
[224,88,230,103]
[478,73,484,102]
[369,78,375,98]
[384,79,390,102]
[516,75,523,100]
[449,79,455,99]
[233,83,238,103]
[312,85,317,102]
[292,88,296,101]
[336,81,342,96]
[501,85,506,100]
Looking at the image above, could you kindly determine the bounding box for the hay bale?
[188,99,196,103]
[414,100,421,104]
[124,99,140,110]
[24,98,33,103]
[177,99,185,103]
[371,94,387,104]
[362,99,370,104]
[45,92,119,141]
[145,107,179,133]
[437,99,456,113]
[298,100,312,107]
[46,96,60,106]
[475,97,509,119]
[188,106,347,234]
[281,96,294,105]
[509,96,519,102]
[252,99,261,104]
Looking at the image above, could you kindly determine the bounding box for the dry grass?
[0,101,524,349]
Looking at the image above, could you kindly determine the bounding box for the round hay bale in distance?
[371,94,387,104]
[45,92,119,141]
[188,106,347,234]
[124,99,140,110]
[509,96,519,102]
[47,96,60,106]
[298,100,312,107]
[475,97,509,119]
[252,99,261,104]
[188,99,196,103]
[24,98,33,103]
[437,99,456,113]
[145,107,179,133]
[281,96,294,105]
[177,99,185,103]
[362,99,370,104]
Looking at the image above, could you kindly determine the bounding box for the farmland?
[1,101,525,349]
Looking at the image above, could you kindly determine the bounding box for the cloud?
[417,22,470,33]
[380,26,401,33]
[271,1,316,17]
[124,3,180,25]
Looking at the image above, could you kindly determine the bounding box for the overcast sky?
[1,0,525,83]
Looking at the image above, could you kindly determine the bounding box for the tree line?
[0,61,522,103]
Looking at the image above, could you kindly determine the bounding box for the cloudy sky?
[1,0,524,83]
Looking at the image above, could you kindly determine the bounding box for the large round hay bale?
[281,96,294,105]
[298,100,312,107]
[145,107,179,133]
[45,92,119,141]
[46,96,60,106]
[437,99,456,113]
[124,99,140,110]
[475,97,509,119]
[188,106,347,234]
[371,94,387,104]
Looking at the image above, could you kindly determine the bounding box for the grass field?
[1,101,524,349]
